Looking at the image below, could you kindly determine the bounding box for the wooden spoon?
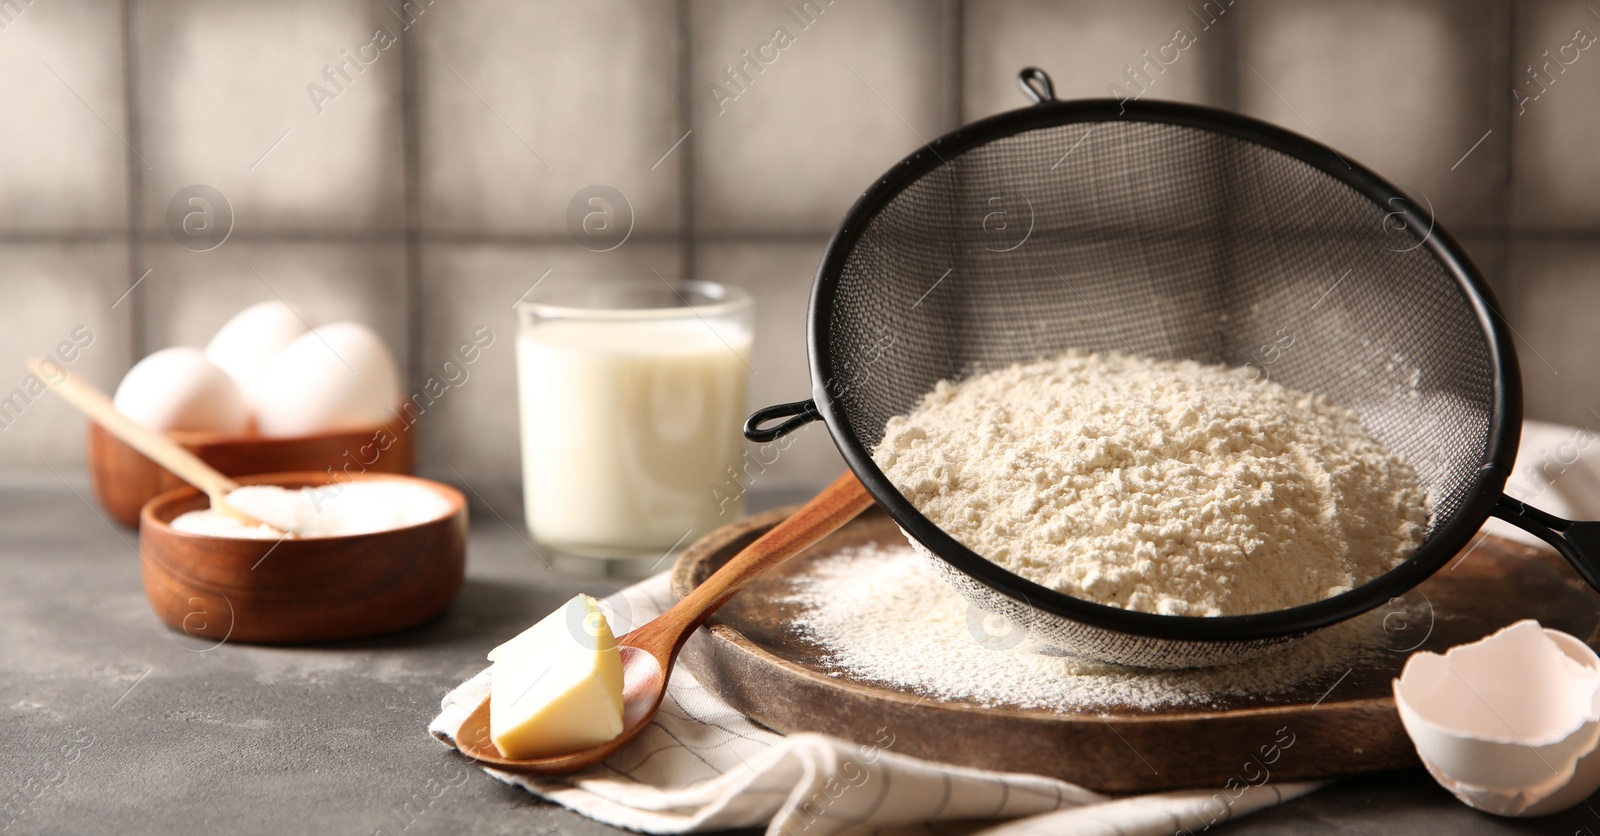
[454,470,875,773]
[28,359,277,531]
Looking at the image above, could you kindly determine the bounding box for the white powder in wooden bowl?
[872,350,1429,617]
[170,482,451,539]
[783,543,1383,711]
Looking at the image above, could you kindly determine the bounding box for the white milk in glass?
[516,317,751,556]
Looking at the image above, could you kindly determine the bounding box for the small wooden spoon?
[454,470,875,773]
[28,359,277,531]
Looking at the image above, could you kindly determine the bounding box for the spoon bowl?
[452,471,874,773]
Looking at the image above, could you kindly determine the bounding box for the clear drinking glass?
[515,279,754,578]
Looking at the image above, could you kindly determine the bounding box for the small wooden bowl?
[88,409,417,528]
[138,472,467,645]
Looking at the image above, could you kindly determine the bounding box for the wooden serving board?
[671,505,1600,793]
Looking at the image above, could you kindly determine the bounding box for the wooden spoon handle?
[28,358,241,499]
[623,470,875,658]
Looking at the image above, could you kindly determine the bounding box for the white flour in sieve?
[873,350,1430,617]
[783,543,1383,711]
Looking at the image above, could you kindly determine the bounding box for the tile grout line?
[121,0,144,360]
[678,0,696,279]
[1500,0,1518,324]
[0,230,872,244]
[400,2,426,402]
[59,230,699,246]
[14,225,1600,245]
[949,0,965,127]
[1218,0,1242,113]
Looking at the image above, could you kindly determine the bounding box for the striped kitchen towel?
[429,572,1319,835]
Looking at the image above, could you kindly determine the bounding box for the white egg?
[204,301,308,411]
[112,347,250,433]
[254,322,401,437]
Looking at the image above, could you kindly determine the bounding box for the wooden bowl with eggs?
[95,310,419,527]
[88,408,417,527]
[138,471,466,644]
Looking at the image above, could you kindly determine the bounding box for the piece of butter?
[488,594,625,759]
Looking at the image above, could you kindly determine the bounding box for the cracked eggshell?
[1393,619,1600,817]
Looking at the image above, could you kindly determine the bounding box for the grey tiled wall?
[4,0,1597,491]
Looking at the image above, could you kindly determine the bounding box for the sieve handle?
[1017,67,1057,104]
[1491,494,1600,593]
[744,399,820,442]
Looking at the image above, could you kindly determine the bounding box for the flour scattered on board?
[782,543,1383,711]
[873,350,1431,616]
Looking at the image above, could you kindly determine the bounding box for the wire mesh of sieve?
[808,96,1508,668]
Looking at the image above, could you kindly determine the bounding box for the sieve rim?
[806,96,1521,644]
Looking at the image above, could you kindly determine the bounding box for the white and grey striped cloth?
[430,573,1319,835]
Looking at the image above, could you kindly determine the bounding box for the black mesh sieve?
[824,117,1498,534]
[744,69,1596,669]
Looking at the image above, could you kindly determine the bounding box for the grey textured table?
[0,476,1589,835]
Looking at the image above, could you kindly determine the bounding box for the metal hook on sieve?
[1017,67,1056,105]
[744,399,820,442]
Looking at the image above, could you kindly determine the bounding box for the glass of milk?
[515,279,753,578]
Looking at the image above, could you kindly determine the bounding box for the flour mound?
[782,543,1379,711]
[872,350,1430,616]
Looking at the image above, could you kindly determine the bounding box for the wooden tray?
[671,505,1600,792]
